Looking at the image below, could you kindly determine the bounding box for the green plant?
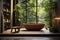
[49,27,58,33]
[14,3,26,23]
[37,0,52,29]
[14,3,21,23]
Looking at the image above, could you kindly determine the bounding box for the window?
[14,0,52,28]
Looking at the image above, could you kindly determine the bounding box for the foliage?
[49,26,58,33]
[14,3,26,23]
[27,0,36,6]
[27,7,36,23]
[37,0,52,28]
[14,0,53,28]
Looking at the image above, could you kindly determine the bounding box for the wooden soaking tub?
[24,23,45,31]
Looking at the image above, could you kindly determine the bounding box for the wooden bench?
[11,26,20,33]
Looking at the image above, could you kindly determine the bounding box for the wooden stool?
[11,26,20,33]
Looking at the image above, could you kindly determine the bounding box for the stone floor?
[0,37,60,40]
[3,28,52,34]
[1,28,60,40]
